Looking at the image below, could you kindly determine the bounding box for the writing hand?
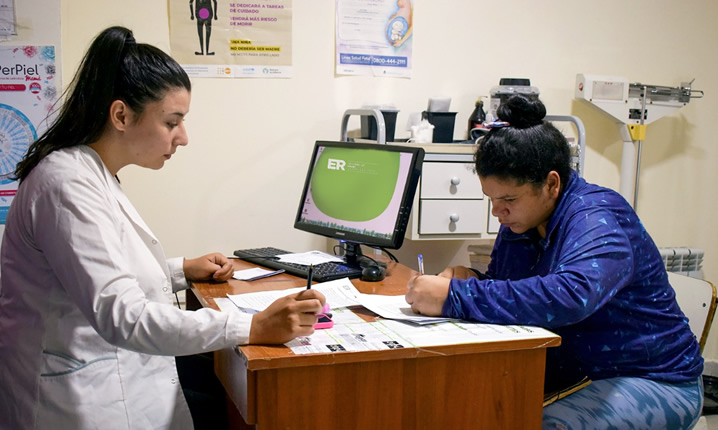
[249,290,327,344]
[405,274,450,316]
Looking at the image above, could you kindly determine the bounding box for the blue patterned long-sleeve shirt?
[442,171,702,383]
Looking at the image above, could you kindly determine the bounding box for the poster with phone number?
[336,0,413,77]
[0,45,57,223]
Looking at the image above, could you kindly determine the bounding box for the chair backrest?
[668,272,717,352]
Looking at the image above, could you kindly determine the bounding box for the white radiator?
[659,247,704,279]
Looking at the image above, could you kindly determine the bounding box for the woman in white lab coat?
[0,26,325,430]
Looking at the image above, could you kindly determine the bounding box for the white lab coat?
[0,145,252,429]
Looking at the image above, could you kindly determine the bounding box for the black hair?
[474,94,571,189]
[14,26,191,181]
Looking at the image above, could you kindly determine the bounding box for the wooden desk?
[190,258,560,430]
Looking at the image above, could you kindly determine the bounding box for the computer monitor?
[294,140,425,269]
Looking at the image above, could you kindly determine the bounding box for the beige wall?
[15,1,718,356]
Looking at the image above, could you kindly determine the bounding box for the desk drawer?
[419,199,486,234]
[420,162,483,199]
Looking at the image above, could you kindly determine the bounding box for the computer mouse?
[361,265,386,282]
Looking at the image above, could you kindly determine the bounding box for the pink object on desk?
[315,303,333,329]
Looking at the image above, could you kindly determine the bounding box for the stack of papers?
[221,277,558,355]
[226,277,451,324]
[226,278,362,314]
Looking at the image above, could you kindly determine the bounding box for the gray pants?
[543,376,703,430]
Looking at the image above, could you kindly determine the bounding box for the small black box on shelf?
[361,110,399,142]
[422,111,457,143]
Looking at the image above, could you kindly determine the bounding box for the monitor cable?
[364,246,398,263]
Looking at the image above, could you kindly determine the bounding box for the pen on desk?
[417,254,425,275]
[306,264,313,289]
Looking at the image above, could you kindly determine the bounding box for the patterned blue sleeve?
[442,204,635,328]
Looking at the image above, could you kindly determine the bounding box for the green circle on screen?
[311,147,399,222]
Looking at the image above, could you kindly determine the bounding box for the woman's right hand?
[248,289,326,344]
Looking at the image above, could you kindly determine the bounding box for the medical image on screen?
[298,146,413,241]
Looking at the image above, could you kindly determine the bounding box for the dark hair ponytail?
[14,26,191,181]
[474,94,571,188]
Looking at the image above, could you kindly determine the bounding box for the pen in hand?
[306,264,313,289]
[417,254,425,275]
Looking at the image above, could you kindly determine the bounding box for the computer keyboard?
[232,247,363,282]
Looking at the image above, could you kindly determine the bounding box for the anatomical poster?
[169,0,293,78]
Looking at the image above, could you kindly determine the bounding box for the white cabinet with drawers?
[349,111,584,243]
[403,144,498,241]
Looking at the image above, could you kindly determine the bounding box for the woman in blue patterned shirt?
[406,94,704,429]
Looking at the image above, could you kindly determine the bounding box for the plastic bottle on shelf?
[467,97,486,139]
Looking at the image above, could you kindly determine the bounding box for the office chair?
[668,272,717,353]
[668,272,718,422]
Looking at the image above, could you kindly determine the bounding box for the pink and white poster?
[0,45,57,223]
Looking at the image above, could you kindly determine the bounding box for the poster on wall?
[335,0,413,78]
[0,45,57,223]
[169,0,293,78]
[0,0,17,39]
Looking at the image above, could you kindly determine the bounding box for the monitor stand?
[343,242,387,269]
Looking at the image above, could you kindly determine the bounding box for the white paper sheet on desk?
[286,320,412,354]
[233,268,285,281]
[226,278,361,314]
[377,319,558,348]
[276,250,343,265]
[215,297,240,314]
[357,293,456,324]
[285,318,558,354]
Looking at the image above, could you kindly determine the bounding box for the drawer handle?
[449,214,460,223]
[450,177,461,186]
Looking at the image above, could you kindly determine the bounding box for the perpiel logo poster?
[0,46,57,224]
[169,0,293,78]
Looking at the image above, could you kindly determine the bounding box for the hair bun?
[496,94,546,128]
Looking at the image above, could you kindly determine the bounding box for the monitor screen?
[294,140,424,265]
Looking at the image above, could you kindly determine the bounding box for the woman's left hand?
[183,253,234,282]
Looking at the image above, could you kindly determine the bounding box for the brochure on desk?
[282,317,557,355]
[220,278,558,355]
